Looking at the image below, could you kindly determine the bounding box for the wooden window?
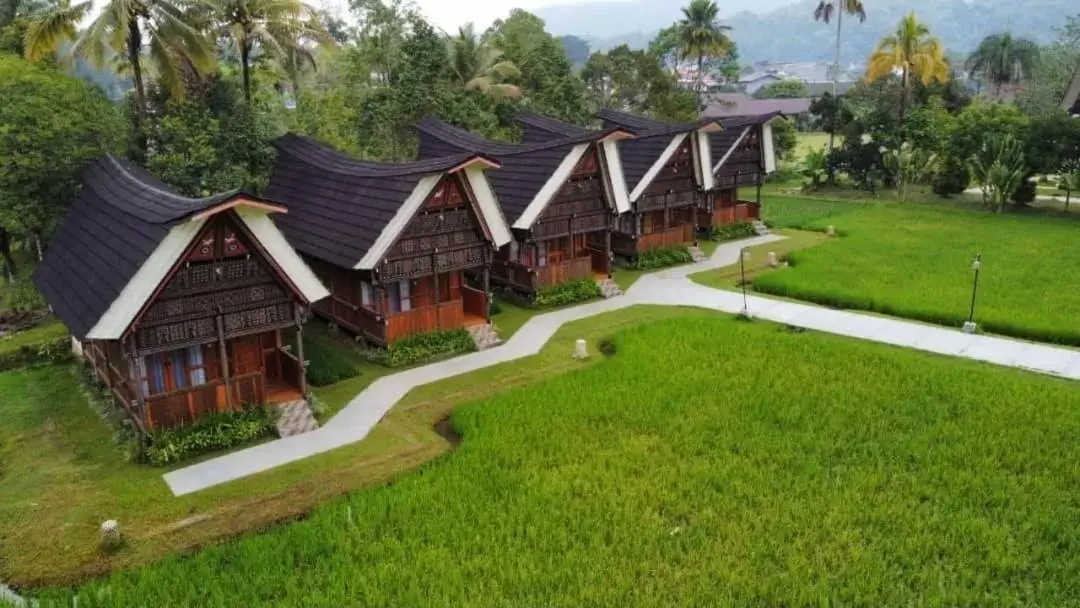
[388,280,412,314]
[142,345,210,397]
[536,242,548,268]
[509,241,520,263]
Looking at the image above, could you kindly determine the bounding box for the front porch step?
[688,245,708,263]
[276,399,319,438]
[468,323,502,350]
[596,277,623,299]
[752,220,771,236]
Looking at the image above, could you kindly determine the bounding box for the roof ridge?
[275,133,491,177]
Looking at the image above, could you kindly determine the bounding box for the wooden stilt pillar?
[482,263,491,322]
[126,333,149,431]
[605,225,613,278]
[433,251,440,330]
[216,314,233,412]
[692,192,700,246]
[295,307,307,398]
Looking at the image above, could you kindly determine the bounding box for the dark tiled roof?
[711,112,784,175]
[414,117,591,224]
[595,109,720,137]
[516,110,595,143]
[33,156,247,339]
[703,93,812,117]
[266,133,493,269]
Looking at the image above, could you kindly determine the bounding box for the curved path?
[164,235,1080,495]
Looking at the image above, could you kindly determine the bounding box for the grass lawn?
[792,131,830,163]
[691,229,832,290]
[0,319,67,357]
[0,305,698,589]
[753,200,1080,345]
[32,313,1080,606]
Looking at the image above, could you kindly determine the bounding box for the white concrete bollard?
[768,251,778,267]
[826,225,836,236]
[573,339,589,360]
[100,519,121,551]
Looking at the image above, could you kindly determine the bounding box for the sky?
[391,0,570,33]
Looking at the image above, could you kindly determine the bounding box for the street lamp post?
[740,247,751,318]
[963,253,982,334]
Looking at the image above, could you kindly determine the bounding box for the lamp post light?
[963,253,982,334]
[740,247,751,318]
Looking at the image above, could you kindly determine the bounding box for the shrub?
[635,246,693,270]
[534,279,600,308]
[5,279,46,311]
[711,222,757,242]
[0,321,71,372]
[302,335,360,386]
[382,329,476,367]
[931,157,970,197]
[489,296,504,315]
[145,406,278,466]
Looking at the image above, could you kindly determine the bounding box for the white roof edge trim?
[711,126,751,174]
[236,207,330,304]
[355,175,441,270]
[86,218,207,340]
[513,143,589,230]
[629,132,689,203]
[601,139,631,214]
[762,121,777,173]
[464,166,513,247]
[696,131,715,191]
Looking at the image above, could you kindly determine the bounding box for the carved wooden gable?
[380,174,488,281]
[133,213,296,352]
[646,138,697,196]
[543,146,608,223]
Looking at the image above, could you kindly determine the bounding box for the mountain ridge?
[537,0,1075,63]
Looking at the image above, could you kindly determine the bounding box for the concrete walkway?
[163,234,1080,495]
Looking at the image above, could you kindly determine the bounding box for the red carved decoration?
[189,233,217,262]
[573,150,599,176]
[425,177,466,209]
[222,228,248,257]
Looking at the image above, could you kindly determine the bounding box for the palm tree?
[965,33,1039,99]
[447,24,521,100]
[813,0,865,152]
[676,0,733,109]
[205,0,326,105]
[24,0,213,140]
[866,11,949,120]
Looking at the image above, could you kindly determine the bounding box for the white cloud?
[413,0,559,32]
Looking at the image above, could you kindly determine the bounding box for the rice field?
[755,201,1080,345]
[33,314,1080,606]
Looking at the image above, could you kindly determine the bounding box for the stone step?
[688,245,708,263]
[468,323,502,350]
[752,220,771,236]
[276,400,319,438]
[595,277,623,299]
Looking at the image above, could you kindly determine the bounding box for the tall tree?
[813,0,865,152]
[866,12,949,120]
[0,55,125,273]
[675,0,732,109]
[1017,15,1080,117]
[966,33,1039,98]
[205,0,327,105]
[446,23,521,100]
[582,44,696,120]
[24,0,214,152]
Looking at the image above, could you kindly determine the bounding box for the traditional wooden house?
[413,116,634,296]
[265,134,512,345]
[593,110,721,256]
[708,112,784,227]
[33,156,330,432]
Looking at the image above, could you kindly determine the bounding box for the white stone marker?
[768,251,778,267]
[826,225,836,236]
[573,339,588,360]
[101,519,120,550]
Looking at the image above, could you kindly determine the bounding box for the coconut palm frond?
[23,0,91,60]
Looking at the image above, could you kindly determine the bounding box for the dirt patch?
[598,339,617,357]
[0,310,49,335]
[434,416,462,447]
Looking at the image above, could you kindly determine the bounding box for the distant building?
[739,72,783,95]
[703,93,812,119]
[739,60,859,98]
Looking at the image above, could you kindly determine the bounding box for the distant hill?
[538,0,1077,63]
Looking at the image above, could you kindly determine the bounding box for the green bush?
[711,222,757,242]
[145,406,278,466]
[5,279,46,311]
[534,279,600,308]
[382,329,476,367]
[634,246,693,270]
[0,321,71,372]
[488,296,504,315]
[302,334,360,386]
[931,157,970,197]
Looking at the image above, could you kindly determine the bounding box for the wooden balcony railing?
[462,285,488,318]
[712,201,762,226]
[279,348,304,391]
[491,259,537,292]
[535,256,593,289]
[144,371,265,431]
[316,296,384,343]
[386,300,464,343]
[638,224,693,252]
